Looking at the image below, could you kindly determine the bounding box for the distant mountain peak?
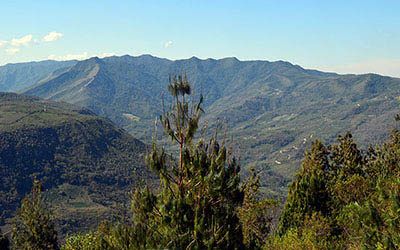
[138,54,156,58]
[221,56,239,61]
[78,56,103,66]
[10,54,400,200]
[189,56,201,60]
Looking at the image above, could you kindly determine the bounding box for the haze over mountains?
[2,54,400,194]
[0,60,76,92]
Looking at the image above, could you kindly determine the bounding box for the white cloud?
[97,52,115,58]
[42,32,63,42]
[6,47,20,55]
[164,40,173,48]
[48,52,89,61]
[10,34,33,47]
[0,40,7,48]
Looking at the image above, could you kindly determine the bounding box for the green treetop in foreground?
[131,75,245,249]
[12,180,59,250]
[30,74,400,249]
[62,75,273,249]
[271,132,400,249]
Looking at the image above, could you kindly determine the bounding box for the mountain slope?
[0,92,152,235]
[24,55,400,195]
[0,60,77,92]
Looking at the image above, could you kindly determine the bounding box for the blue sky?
[1,0,400,76]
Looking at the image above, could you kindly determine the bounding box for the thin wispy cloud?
[48,52,89,61]
[0,41,7,48]
[164,41,173,48]
[6,48,20,55]
[42,32,63,42]
[97,52,115,58]
[10,34,33,47]
[47,52,116,61]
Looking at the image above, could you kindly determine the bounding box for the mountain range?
[2,54,400,196]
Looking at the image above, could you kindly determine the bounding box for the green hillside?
[0,92,153,236]
[9,78,398,250]
[0,60,76,92]
[23,55,400,196]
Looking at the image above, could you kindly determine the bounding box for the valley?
[13,55,400,195]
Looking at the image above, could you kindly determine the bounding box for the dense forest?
[0,92,155,236]
[1,75,399,249]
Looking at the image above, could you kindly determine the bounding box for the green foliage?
[62,232,103,250]
[58,124,400,249]
[278,133,370,236]
[266,213,334,250]
[62,222,139,250]
[3,63,400,248]
[0,228,10,250]
[278,140,331,234]
[238,169,277,249]
[0,92,152,237]
[23,55,400,200]
[12,180,59,250]
[275,128,400,249]
[337,181,400,249]
[335,131,400,249]
[328,133,368,208]
[129,75,245,249]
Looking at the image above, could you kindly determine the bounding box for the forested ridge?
[1,76,399,249]
[0,92,154,237]
[19,55,400,197]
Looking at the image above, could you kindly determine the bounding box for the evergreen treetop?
[131,74,245,249]
[12,180,59,250]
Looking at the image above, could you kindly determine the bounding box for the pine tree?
[330,132,364,177]
[338,179,400,249]
[275,128,400,249]
[277,140,331,235]
[329,133,370,212]
[130,74,245,249]
[336,129,400,249]
[238,169,277,249]
[0,229,10,250]
[12,180,59,250]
